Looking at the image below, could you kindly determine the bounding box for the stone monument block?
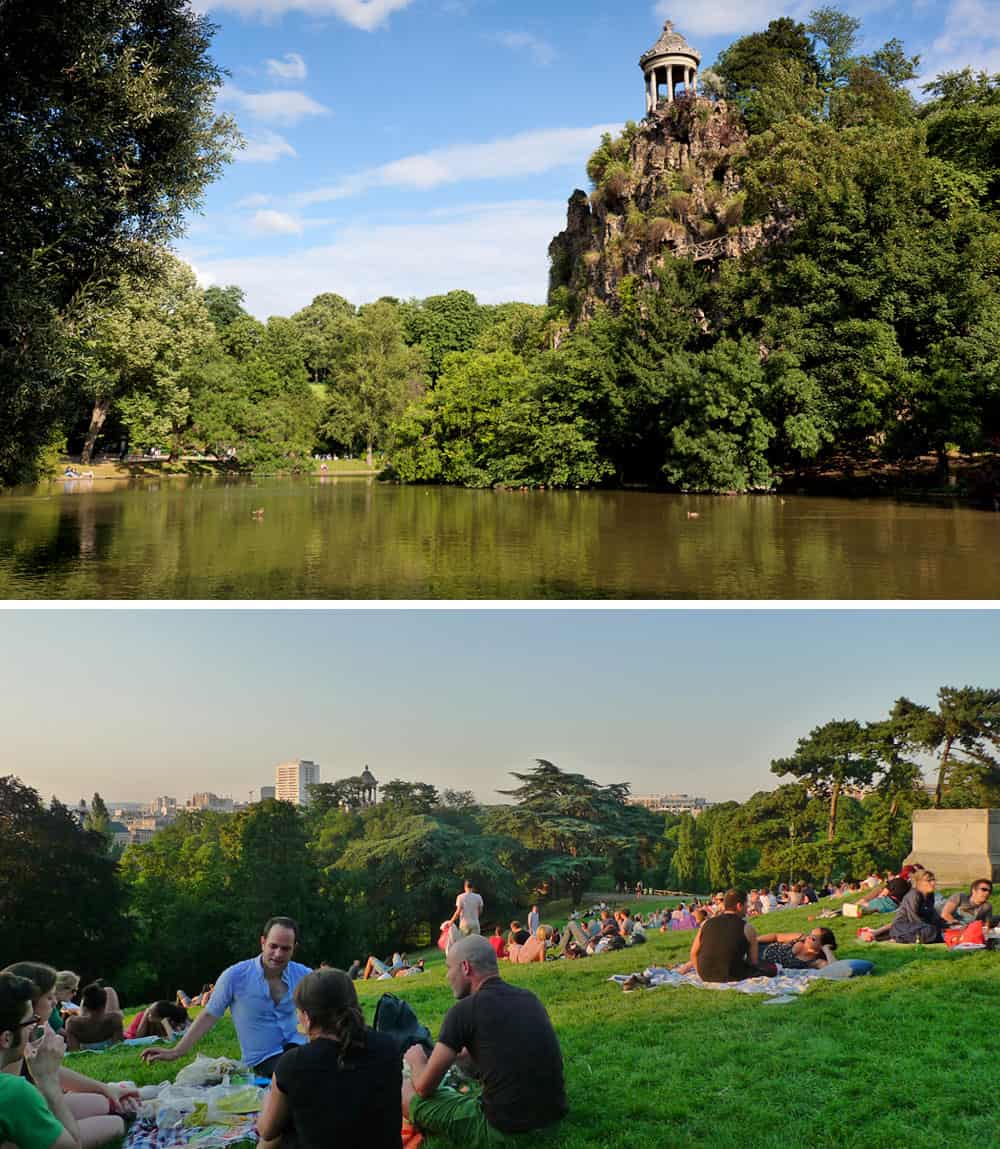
[903,808,1000,885]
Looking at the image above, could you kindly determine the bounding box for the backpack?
[373,993,434,1056]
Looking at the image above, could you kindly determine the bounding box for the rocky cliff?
[548,95,780,321]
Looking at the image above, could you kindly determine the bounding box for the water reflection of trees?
[0,480,995,598]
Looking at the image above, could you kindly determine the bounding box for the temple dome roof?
[359,768,377,786]
[640,20,701,66]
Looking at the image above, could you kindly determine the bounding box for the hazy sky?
[3,609,997,806]
[176,0,999,316]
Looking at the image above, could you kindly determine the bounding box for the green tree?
[670,814,699,890]
[0,0,237,484]
[402,290,486,380]
[491,760,635,907]
[807,6,861,89]
[889,688,1000,808]
[204,286,251,333]
[84,792,111,841]
[772,719,878,841]
[291,293,357,387]
[1,777,129,974]
[324,300,425,466]
[379,780,440,814]
[77,250,216,461]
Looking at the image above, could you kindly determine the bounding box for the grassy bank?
[68,897,998,1149]
[47,458,378,481]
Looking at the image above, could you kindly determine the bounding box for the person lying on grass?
[0,971,81,1149]
[940,879,996,927]
[850,874,911,916]
[756,928,838,970]
[142,915,310,1079]
[403,935,567,1149]
[256,969,401,1149]
[63,985,123,1052]
[175,984,213,1009]
[1,963,136,1149]
[123,1001,188,1041]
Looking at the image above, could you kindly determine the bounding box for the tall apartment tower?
[275,760,320,805]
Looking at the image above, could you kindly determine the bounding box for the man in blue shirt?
[142,916,311,1076]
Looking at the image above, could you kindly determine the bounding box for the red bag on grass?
[944,920,985,948]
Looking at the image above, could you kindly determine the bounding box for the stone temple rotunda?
[640,19,700,114]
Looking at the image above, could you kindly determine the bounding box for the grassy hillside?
[68,898,998,1149]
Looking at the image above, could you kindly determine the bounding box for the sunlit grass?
[69,898,998,1149]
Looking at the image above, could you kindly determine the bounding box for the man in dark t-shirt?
[403,935,567,1148]
[690,889,773,982]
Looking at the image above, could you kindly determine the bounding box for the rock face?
[548,95,780,322]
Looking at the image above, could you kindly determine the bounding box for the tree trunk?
[81,397,111,464]
[366,439,374,468]
[827,779,842,842]
[935,738,954,808]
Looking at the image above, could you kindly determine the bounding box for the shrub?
[582,250,602,268]
[723,195,745,229]
[669,191,692,219]
[602,161,632,199]
[648,217,680,245]
[626,205,648,241]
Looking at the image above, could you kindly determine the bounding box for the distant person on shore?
[0,971,82,1149]
[940,879,996,926]
[256,969,402,1149]
[2,962,135,1147]
[450,880,484,937]
[402,935,567,1146]
[142,916,310,1077]
[63,984,124,1052]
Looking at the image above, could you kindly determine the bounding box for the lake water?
[0,476,997,599]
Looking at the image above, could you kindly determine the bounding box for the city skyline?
[3,609,997,805]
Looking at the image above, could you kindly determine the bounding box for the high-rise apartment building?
[259,785,276,801]
[275,760,320,805]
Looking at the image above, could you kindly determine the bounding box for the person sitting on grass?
[889,871,947,944]
[756,928,838,969]
[511,925,553,964]
[852,874,911,915]
[402,935,567,1148]
[63,985,124,1052]
[256,969,402,1149]
[689,890,777,981]
[940,879,996,927]
[1,963,136,1149]
[47,973,80,1036]
[0,971,81,1149]
[123,1001,188,1041]
[142,915,310,1079]
[488,925,508,961]
[175,984,213,1008]
[506,920,530,948]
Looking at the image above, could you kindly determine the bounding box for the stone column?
[648,69,656,112]
[692,69,698,96]
[667,63,674,102]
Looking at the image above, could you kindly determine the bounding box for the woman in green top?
[48,972,80,1034]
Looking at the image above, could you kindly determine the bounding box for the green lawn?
[68,898,998,1149]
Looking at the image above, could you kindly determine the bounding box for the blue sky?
[3,609,998,805]
[179,0,1000,318]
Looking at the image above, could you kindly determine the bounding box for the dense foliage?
[3,7,998,495]
[0,0,237,486]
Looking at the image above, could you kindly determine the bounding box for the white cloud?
[186,200,566,318]
[202,0,414,30]
[221,85,330,126]
[494,31,557,66]
[653,0,803,38]
[235,193,276,208]
[238,130,298,163]
[296,122,622,204]
[249,209,305,235]
[266,52,308,79]
[926,0,1000,78]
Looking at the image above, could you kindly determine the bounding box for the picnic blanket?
[609,965,824,997]
[123,1116,257,1149]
